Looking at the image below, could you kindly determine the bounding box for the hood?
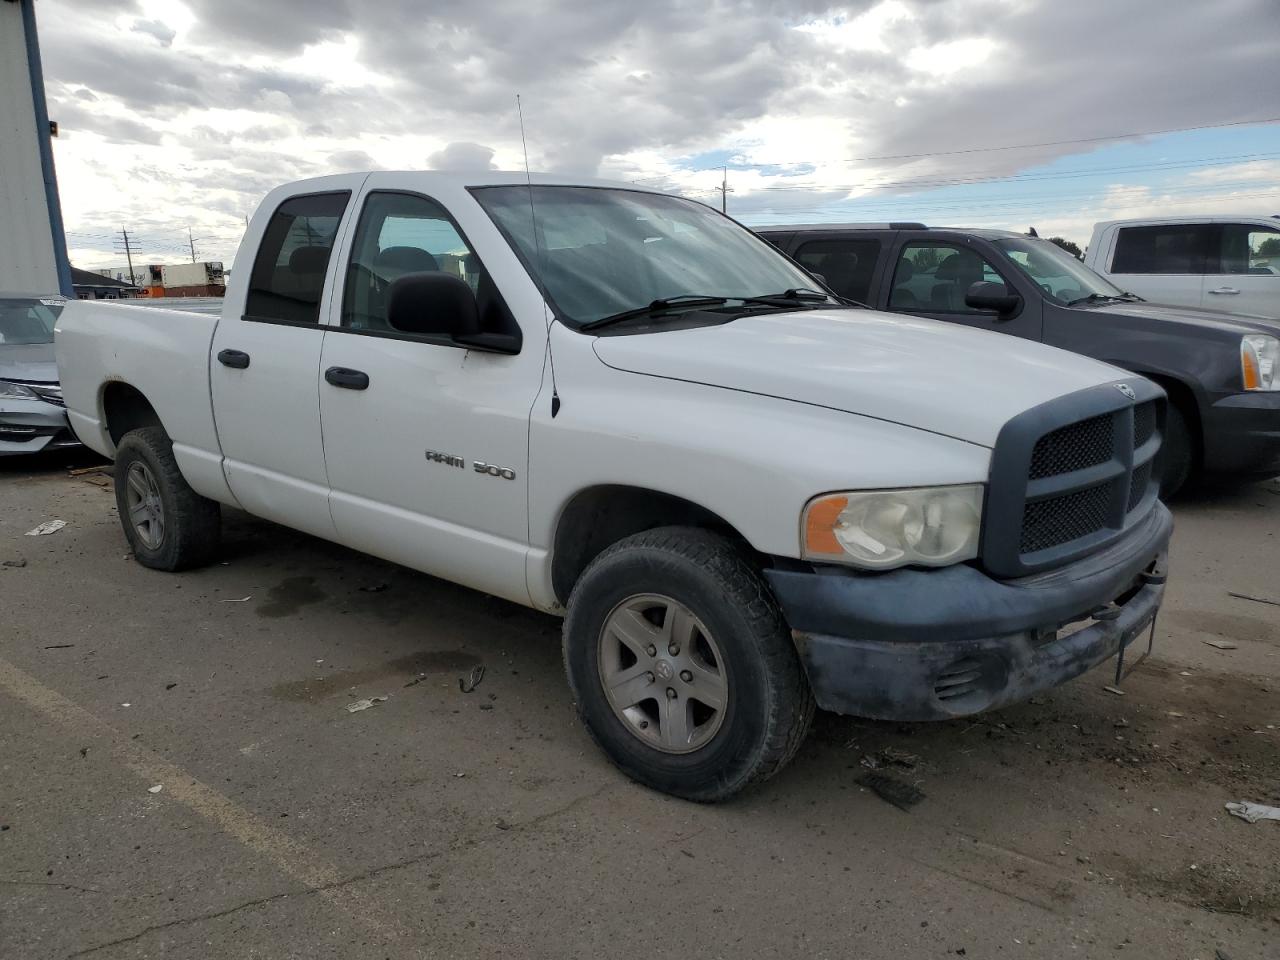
[0,342,58,383]
[592,309,1128,447]
[1086,300,1280,336]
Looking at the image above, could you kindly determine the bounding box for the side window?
[794,238,881,303]
[341,192,486,333]
[888,242,1003,313]
[1217,224,1280,275]
[1110,224,1211,275]
[244,192,349,324]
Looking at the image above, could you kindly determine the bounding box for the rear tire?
[1160,402,1194,498]
[114,426,221,571]
[563,527,814,802]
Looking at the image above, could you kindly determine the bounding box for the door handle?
[1208,287,1241,295]
[217,349,250,369]
[324,366,370,390]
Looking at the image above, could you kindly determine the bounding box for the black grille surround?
[982,379,1166,578]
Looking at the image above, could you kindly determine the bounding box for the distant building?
[71,267,141,299]
[86,261,227,298]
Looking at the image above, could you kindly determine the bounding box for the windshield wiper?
[580,295,731,331]
[1066,292,1128,307]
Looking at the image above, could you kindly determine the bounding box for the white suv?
[1085,216,1280,319]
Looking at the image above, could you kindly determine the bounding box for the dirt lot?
[2,452,1278,959]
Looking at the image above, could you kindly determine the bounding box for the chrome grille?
[28,384,64,406]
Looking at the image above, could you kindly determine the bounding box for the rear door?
[316,185,544,605]
[210,189,354,539]
[1210,220,1280,318]
[881,232,1043,340]
[1106,222,1213,308]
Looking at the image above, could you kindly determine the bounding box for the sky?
[31,0,1280,272]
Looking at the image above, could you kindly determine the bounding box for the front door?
[210,190,352,539]
[1212,221,1280,318]
[883,236,1043,340]
[317,189,543,605]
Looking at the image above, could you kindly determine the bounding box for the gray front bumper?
[0,398,77,455]
[765,503,1172,721]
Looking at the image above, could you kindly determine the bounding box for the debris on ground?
[459,664,486,693]
[43,644,74,650]
[346,696,388,713]
[25,520,66,536]
[1225,801,1280,824]
[68,465,110,476]
[2,559,27,568]
[147,784,163,794]
[1104,685,1126,696]
[856,771,925,811]
[1202,639,1239,650]
[404,673,427,688]
[81,475,110,488]
[358,582,389,593]
[861,747,919,770]
[1227,591,1280,608]
[220,596,253,603]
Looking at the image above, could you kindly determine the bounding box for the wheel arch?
[550,484,757,606]
[100,381,166,449]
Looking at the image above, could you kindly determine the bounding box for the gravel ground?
[2,450,1278,959]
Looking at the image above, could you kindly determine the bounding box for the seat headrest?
[896,259,914,282]
[375,246,439,276]
[288,246,331,276]
[936,252,983,281]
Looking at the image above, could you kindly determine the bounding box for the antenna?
[518,94,560,417]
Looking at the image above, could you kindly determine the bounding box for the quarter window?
[1110,224,1212,275]
[243,192,349,324]
[794,238,881,304]
[889,242,1004,313]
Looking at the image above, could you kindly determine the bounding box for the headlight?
[1242,335,1278,391]
[0,380,38,400]
[802,485,984,570]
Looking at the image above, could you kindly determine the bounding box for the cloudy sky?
[33,0,1280,271]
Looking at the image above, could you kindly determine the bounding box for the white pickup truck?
[56,172,1172,800]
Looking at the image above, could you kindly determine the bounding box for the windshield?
[0,298,63,345]
[472,186,826,326]
[994,238,1126,305]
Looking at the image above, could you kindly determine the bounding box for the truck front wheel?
[114,426,221,571]
[563,527,814,801]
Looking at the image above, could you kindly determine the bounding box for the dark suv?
[757,224,1280,493]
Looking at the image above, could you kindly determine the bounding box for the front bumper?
[764,503,1172,721]
[0,399,78,456]
[1201,390,1280,478]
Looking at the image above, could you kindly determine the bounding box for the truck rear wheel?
[114,426,221,571]
[563,527,814,801]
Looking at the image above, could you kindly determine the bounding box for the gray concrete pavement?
[2,452,1278,959]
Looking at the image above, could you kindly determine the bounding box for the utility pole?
[114,228,140,286]
[187,226,198,263]
[718,165,734,213]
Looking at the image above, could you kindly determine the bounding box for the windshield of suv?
[994,238,1127,305]
[0,298,64,345]
[472,186,830,327]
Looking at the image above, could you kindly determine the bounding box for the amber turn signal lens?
[804,495,848,556]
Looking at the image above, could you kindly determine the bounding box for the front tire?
[563,527,814,801]
[1160,402,1194,497]
[114,426,221,571]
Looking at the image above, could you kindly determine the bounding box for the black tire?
[113,426,221,571]
[563,527,815,802]
[1160,402,1194,498]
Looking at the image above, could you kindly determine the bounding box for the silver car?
[0,293,78,455]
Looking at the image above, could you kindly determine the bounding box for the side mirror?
[965,280,1022,317]
[387,273,480,339]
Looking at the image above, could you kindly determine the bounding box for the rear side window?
[1110,224,1211,275]
[244,192,350,324]
[794,238,881,304]
[888,242,1004,313]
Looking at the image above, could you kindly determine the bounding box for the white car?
[55,172,1171,799]
[1085,215,1280,318]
